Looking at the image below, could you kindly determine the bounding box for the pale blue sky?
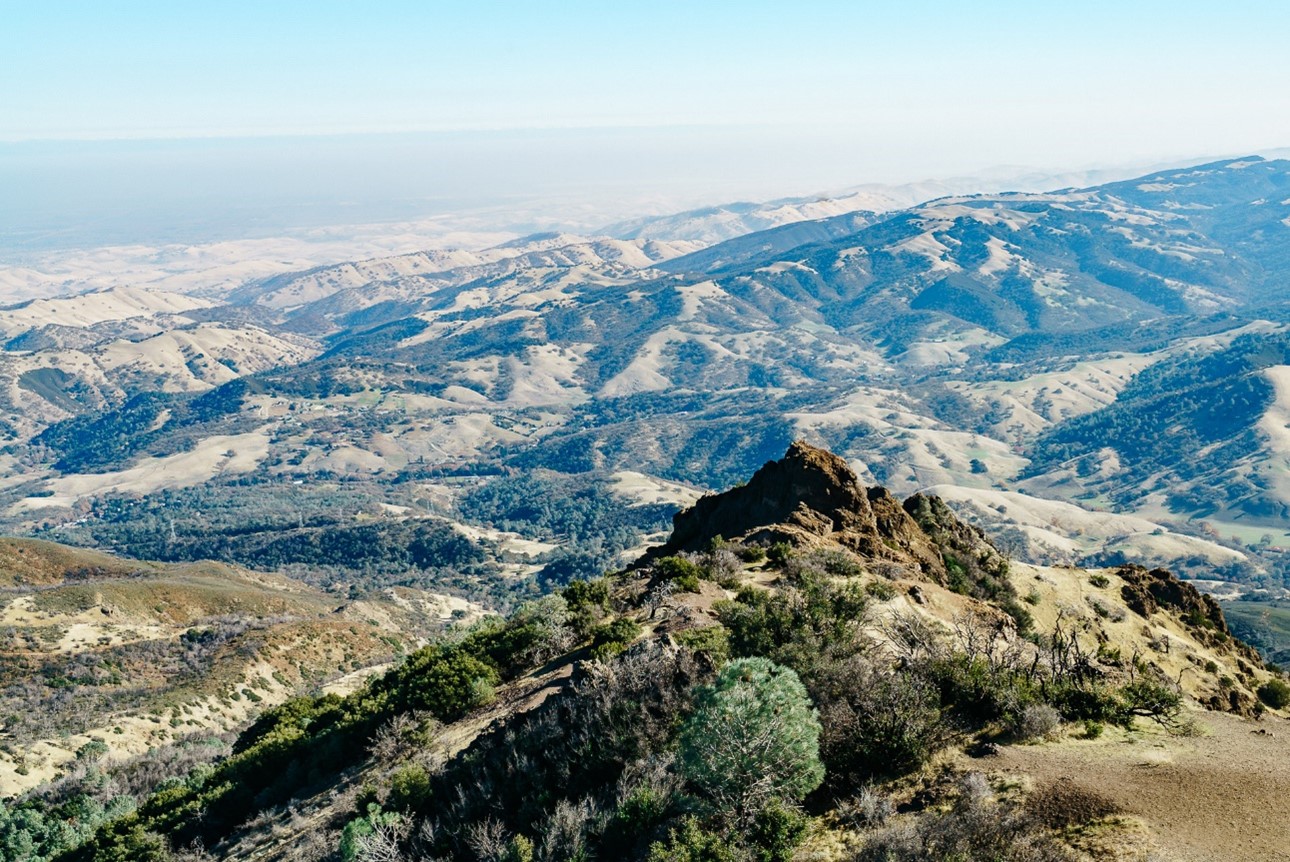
[4,1,1290,251]
[6,0,1290,147]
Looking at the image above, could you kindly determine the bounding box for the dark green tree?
[677,657,823,822]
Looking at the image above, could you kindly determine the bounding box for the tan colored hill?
[0,537,150,587]
[0,539,483,796]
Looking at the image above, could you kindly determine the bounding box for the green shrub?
[864,579,897,601]
[674,626,731,664]
[678,658,823,820]
[715,574,868,666]
[816,666,948,785]
[655,556,703,593]
[564,578,611,638]
[943,553,969,594]
[1089,573,1110,588]
[766,542,794,567]
[502,835,535,862]
[1118,678,1182,725]
[589,618,643,661]
[387,764,431,810]
[383,646,500,717]
[1083,720,1104,739]
[609,785,674,852]
[1258,678,1290,709]
[1047,682,1127,727]
[747,801,810,862]
[647,816,737,862]
[339,804,402,862]
[808,549,864,577]
[999,597,1035,634]
[923,654,1037,727]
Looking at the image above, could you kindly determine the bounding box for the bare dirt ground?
[996,711,1290,862]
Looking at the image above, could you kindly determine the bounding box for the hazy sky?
[4,1,1290,251]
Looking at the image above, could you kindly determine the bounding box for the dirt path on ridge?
[995,711,1290,861]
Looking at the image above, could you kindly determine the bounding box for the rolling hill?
[4,157,1290,601]
[0,538,482,797]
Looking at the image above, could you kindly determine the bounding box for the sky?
[4,0,1290,252]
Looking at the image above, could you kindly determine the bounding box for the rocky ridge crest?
[647,440,1005,589]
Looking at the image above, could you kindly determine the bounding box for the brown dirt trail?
[997,712,1290,861]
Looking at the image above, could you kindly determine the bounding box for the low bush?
[1012,703,1061,742]
[589,618,643,661]
[815,661,949,786]
[864,580,897,601]
[1258,678,1290,709]
[853,774,1077,862]
[836,786,894,829]
[1118,678,1182,726]
[673,626,731,664]
[747,801,810,862]
[647,816,737,862]
[766,542,794,567]
[655,557,703,593]
[564,578,611,639]
[1045,682,1126,727]
[715,573,869,668]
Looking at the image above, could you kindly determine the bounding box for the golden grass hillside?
[0,539,485,796]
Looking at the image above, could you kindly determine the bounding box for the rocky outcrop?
[642,441,998,582]
[903,493,1012,595]
[1116,564,1265,672]
[1116,564,1229,633]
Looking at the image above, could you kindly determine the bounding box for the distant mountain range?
[5,156,1290,592]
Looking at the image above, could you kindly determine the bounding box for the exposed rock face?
[662,440,873,546]
[904,493,1012,590]
[643,441,993,580]
[1117,564,1230,633]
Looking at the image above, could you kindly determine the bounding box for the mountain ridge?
[8,156,1290,616]
[27,442,1289,862]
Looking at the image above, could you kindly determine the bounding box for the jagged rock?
[1116,564,1229,633]
[658,440,875,549]
[641,441,997,584]
[1116,564,1267,677]
[903,492,1011,591]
